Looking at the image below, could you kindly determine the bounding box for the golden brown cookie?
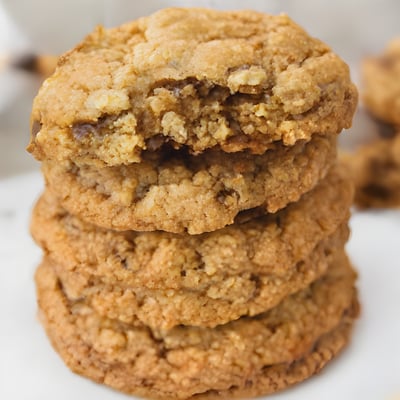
[39,225,348,330]
[362,38,400,125]
[32,166,353,328]
[41,133,337,234]
[28,8,357,166]
[35,251,359,400]
[342,131,400,208]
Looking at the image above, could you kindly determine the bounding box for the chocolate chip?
[12,53,37,72]
[227,64,251,74]
[208,85,230,101]
[31,120,42,138]
[72,123,96,139]
[234,206,265,224]
[377,55,397,69]
[146,134,165,151]
[120,258,128,269]
[361,183,391,200]
[216,188,238,205]
[376,120,396,139]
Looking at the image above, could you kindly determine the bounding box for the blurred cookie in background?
[362,38,400,125]
[13,53,58,79]
[342,126,400,208]
[341,38,400,209]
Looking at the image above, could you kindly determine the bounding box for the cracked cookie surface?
[28,8,357,166]
[31,166,353,328]
[41,133,337,234]
[35,251,358,399]
[40,228,347,330]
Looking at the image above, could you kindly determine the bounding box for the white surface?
[0,172,400,399]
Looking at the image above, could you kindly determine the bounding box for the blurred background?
[0,0,399,178]
[1,3,400,400]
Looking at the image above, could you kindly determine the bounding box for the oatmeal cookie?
[342,131,400,208]
[28,8,357,166]
[41,134,337,234]
[35,251,358,399]
[31,166,353,328]
[362,38,400,125]
[41,227,347,329]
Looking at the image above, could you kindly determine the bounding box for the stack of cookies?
[28,8,359,399]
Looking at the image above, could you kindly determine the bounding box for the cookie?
[39,224,348,329]
[362,37,400,125]
[195,316,356,400]
[14,54,58,78]
[31,166,353,328]
[28,8,357,167]
[342,131,400,208]
[35,251,359,399]
[42,133,337,234]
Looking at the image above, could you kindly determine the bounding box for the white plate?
[0,172,399,400]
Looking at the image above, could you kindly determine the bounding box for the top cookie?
[28,8,357,166]
[362,38,400,125]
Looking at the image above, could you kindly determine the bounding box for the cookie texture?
[362,38,400,125]
[41,134,337,234]
[194,316,356,400]
[35,251,358,399]
[37,227,348,330]
[342,132,400,208]
[28,8,357,166]
[31,166,353,328]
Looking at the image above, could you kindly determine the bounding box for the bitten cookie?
[41,133,337,233]
[31,166,353,329]
[362,38,400,125]
[35,251,359,400]
[28,8,357,166]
